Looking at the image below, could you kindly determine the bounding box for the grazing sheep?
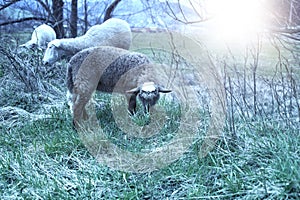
[20,24,56,49]
[67,46,172,127]
[43,18,132,65]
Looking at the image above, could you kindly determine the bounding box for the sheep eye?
[48,44,54,49]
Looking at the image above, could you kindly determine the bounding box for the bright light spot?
[205,0,265,43]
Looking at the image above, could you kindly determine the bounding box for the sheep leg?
[144,104,150,114]
[72,70,100,128]
[72,93,90,128]
[126,93,137,115]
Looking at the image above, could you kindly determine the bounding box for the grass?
[93,94,185,152]
[0,31,299,199]
[132,32,300,76]
[1,109,299,199]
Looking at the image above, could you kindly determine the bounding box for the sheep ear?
[126,87,140,94]
[158,86,172,93]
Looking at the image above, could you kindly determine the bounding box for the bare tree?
[70,0,78,37]
[267,0,300,48]
[0,0,51,26]
[0,0,21,11]
[52,0,64,38]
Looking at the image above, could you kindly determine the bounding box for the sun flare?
[206,0,265,42]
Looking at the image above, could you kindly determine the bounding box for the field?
[0,30,299,199]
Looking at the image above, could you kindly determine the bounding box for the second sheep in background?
[43,18,132,65]
[20,24,56,50]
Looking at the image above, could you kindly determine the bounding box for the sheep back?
[70,46,173,98]
[84,18,132,50]
[61,18,132,53]
[71,46,130,96]
[67,47,98,93]
[34,24,56,47]
[98,53,151,93]
[22,24,56,48]
[43,18,132,65]
[71,46,153,98]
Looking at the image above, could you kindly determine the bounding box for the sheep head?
[42,39,63,65]
[126,82,171,113]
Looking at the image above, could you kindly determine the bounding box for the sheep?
[67,46,172,127]
[42,18,132,65]
[20,24,56,49]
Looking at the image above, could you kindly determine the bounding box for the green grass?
[0,32,299,199]
[132,32,300,77]
[1,108,299,199]
[93,94,184,153]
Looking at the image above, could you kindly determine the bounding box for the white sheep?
[67,46,172,127]
[20,24,56,49]
[42,18,132,65]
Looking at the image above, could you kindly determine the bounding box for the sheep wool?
[20,24,56,49]
[68,46,172,127]
[43,18,132,65]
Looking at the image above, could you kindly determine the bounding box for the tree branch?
[0,17,52,26]
[0,0,21,11]
[103,0,122,22]
[271,27,300,34]
[280,33,300,41]
[165,1,211,24]
[36,0,52,16]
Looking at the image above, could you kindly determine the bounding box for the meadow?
[0,30,299,199]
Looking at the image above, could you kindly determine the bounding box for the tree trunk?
[84,0,88,33]
[70,0,78,37]
[52,0,64,38]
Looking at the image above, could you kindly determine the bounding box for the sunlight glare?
[206,0,265,43]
